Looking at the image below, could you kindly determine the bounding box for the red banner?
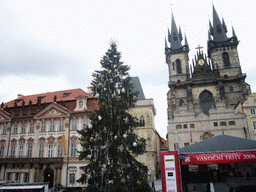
[181,151,256,165]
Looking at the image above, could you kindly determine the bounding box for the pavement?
[149,178,162,192]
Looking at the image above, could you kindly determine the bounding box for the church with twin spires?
[165,6,251,150]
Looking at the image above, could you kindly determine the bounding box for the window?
[50,121,55,131]
[0,146,4,158]
[19,145,24,157]
[27,145,33,158]
[228,121,236,126]
[24,173,29,182]
[2,125,7,134]
[223,52,230,67]
[250,109,256,115]
[183,124,188,129]
[176,59,182,74]
[71,143,76,157]
[15,173,20,182]
[179,99,184,107]
[57,144,63,157]
[29,123,34,133]
[190,124,195,128]
[174,143,179,150]
[13,124,18,133]
[213,122,218,127]
[41,121,46,132]
[139,116,145,127]
[176,125,182,129]
[7,173,11,181]
[199,90,214,115]
[70,174,75,184]
[254,98,256,103]
[229,86,233,92]
[172,62,175,70]
[72,120,77,130]
[39,144,44,157]
[10,145,16,157]
[220,121,227,126]
[21,124,26,133]
[48,144,54,158]
[83,118,89,126]
[59,120,64,131]
[253,121,256,130]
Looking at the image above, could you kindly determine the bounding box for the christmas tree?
[77,42,152,192]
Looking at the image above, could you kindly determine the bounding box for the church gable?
[191,51,218,80]
[34,103,70,119]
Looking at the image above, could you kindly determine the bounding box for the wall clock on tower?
[198,59,205,66]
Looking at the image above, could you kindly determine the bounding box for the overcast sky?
[0,0,255,138]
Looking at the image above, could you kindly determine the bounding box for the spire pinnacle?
[165,37,168,48]
[212,5,227,42]
[169,13,182,49]
[184,34,188,46]
[232,26,237,38]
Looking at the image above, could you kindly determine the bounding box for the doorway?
[44,167,54,188]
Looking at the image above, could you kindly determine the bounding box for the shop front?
[178,135,256,192]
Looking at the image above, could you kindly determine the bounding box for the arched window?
[199,90,214,115]
[176,59,182,74]
[179,99,184,107]
[222,52,230,67]
[229,85,233,92]
[139,116,145,127]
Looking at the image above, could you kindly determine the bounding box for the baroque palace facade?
[165,6,251,150]
[0,79,162,186]
[0,88,99,187]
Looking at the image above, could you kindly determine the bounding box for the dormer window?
[37,96,45,101]
[74,96,87,112]
[15,100,22,104]
[63,93,71,97]
[79,100,83,107]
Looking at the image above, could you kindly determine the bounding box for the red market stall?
[178,135,256,191]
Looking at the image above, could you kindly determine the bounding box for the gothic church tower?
[165,14,189,119]
[165,7,250,119]
[166,6,251,150]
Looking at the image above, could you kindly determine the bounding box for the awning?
[0,185,44,190]
[178,135,256,165]
[178,135,256,154]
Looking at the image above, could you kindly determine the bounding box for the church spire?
[170,13,182,49]
[211,5,227,42]
[184,34,188,47]
[232,26,237,38]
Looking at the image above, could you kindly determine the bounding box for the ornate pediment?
[34,103,70,119]
[0,109,11,122]
[200,132,214,140]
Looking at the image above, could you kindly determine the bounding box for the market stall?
[178,135,256,191]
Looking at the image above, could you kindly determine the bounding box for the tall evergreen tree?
[78,42,152,192]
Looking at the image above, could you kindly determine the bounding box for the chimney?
[87,87,93,95]
[18,94,24,98]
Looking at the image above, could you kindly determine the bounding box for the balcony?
[0,157,64,164]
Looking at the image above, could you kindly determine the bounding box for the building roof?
[3,88,94,108]
[178,135,256,154]
[130,77,145,100]
[2,88,99,115]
